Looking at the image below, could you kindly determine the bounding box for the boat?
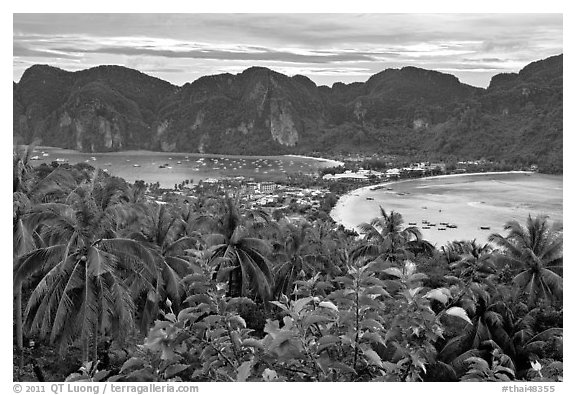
[366,197,374,200]
[133,164,141,167]
[422,226,431,229]
[177,161,182,164]
[55,158,68,163]
[428,223,436,226]
[447,224,458,228]
[90,156,97,161]
[480,226,491,230]
[42,153,50,157]
[438,228,447,231]
[30,155,40,160]
[408,222,417,225]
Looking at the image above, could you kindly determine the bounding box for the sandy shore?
[284,154,345,167]
[330,171,535,228]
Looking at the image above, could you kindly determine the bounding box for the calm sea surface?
[31,147,338,187]
[331,172,563,247]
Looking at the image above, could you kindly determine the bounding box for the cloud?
[51,44,381,64]
[13,42,78,59]
[12,14,563,88]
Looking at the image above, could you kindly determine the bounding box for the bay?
[331,172,563,247]
[30,147,341,188]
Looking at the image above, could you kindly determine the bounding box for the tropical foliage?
[13,152,562,382]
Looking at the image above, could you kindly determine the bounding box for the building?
[258,182,277,194]
[386,168,401,178]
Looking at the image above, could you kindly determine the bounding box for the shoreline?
[330,171,536,229]
[283,154,345,167]
[33,146,343,166]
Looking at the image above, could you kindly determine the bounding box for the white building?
[258,182,277,194]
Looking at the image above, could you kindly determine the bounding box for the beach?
[330,172,563,247]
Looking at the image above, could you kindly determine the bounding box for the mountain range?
[13,54,563,172]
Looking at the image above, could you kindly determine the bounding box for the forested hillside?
[14,55,563,172]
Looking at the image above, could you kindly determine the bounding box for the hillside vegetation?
[14,55,563,172]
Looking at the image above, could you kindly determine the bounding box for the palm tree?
[438,290,516,377]
[354,207,422,262]
[448,240,497,289]
[198,197,273,301]
[489,215,562,307]
[14,171,158,363]
[271,222,315,299]
[510,308,563,376]
[127,202,201,324]
[13,145,76,354]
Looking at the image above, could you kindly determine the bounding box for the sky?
[13,13,563,89]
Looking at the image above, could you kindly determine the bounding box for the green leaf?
[424,288,451,304]
[229,314,247,329]
[262,368,279,382]
[319,300,338,311]
[293,297,314,314]
[269,301,289,312]
[317,335,340,352]
[237,360,253,382]
[330,361,357,374]
[92,370,110,382]
[361,318,384,330]
[120,357,145,373]
[383,267,403,278]
[303,314,332,329]
[364,286,391,298]
[361,332,386,346]
[446,307,472,325]
[164,363,189,379]
[242,338,264,350]
[363,349,383,368]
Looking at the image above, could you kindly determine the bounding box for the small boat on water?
[42,153,50,157]
[90,157,97,161]
[30,155,40,160]
[480,226,491,230]
[366,197,374,200]
[428,223,437,226]
[422,226,431,229]
[55,158,68,163]
[159,163,170,168]
[177,161,182,164]
[438,228,447,231]
[447,224,458,228]
[408,222,417,225]
[133,164,141,167]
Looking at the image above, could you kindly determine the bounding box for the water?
[30,147,338,187]
[331,172,563,247]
